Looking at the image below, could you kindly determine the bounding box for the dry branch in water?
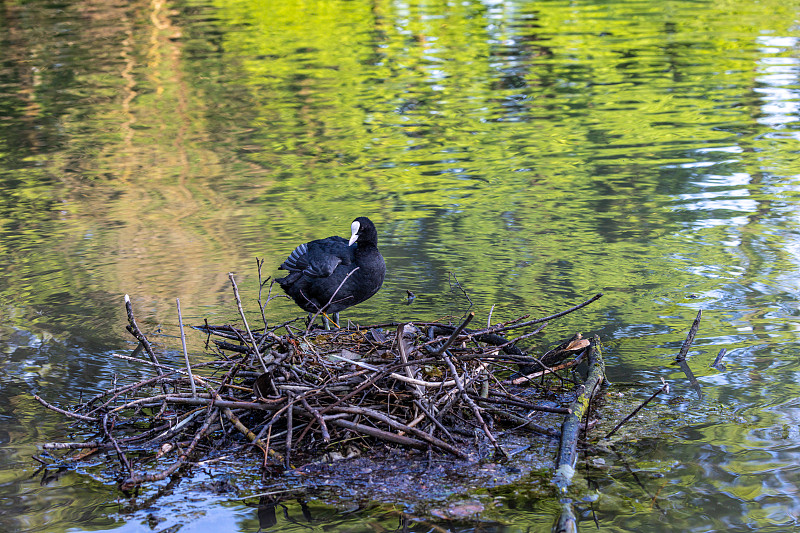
[37,284,609,491]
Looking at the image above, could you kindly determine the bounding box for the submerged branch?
[552,337,606,494]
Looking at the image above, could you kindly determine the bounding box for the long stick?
[505,351,585,385]
[124,294,168,394]
[305,266,360,333]
[285,396,294,469]
[228,273,268,372]
[34,395,98,422]
[331,405,468,458]
[489,293,603,335]
[434,311,475,356]
[330,419,428,449]
[469,393,570,414]
[604,379,669,439]
[102,414,132,474]
[552,337,605,493]
[676,309,702,362]
[176,298,197,397]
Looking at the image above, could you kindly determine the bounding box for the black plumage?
[276,217,386,327]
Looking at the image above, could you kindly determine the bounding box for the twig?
[711,348,727,369]
[441,352,507,459]
[305,267,360,333]
[604,378,669,439]
[300,396,330,442]
[489,293,603,335]
[448,272,473,309]
[83,372,176,416]
[102,414,132,475]
[285,395,294,469]
[124,294,169,394]
[176,298,197,398]
[42,441,108,450]
[327,353,457,388]
[505,350,585,385]
[34,395,98,422]
[676,309,702,362]
[256,258,269,330]
[396,324,427,411]
[434,311,475,356]
[109,353,215,384]
[504,322,549,346]
[413,399,455,442]
[121,407,220,490]
[228,273,268,373]
[222,407,280,460]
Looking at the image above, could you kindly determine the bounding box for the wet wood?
[552,336,606,494]
[675,309,702,362]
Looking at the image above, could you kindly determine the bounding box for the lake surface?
[2,0,800,530]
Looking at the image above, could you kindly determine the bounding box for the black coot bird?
[276,217,385,328]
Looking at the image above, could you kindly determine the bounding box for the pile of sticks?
[35,274,607,492]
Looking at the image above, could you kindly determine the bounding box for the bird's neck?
[354,241,378,257]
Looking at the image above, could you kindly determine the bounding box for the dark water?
[2,0,800,530]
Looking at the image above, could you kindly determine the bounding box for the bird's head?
[349,217,377,246]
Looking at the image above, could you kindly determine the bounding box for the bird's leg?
[321,312,340,330]
[322,314,331,330]
[306,312,314,328]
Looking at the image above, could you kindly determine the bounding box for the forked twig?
[448,272,473,308]
[124,294,169,394]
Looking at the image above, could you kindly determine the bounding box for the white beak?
[348,220,360,246]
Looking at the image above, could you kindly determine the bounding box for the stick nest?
[37,290,604,491]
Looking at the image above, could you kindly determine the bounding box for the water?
[2,0,800,530]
